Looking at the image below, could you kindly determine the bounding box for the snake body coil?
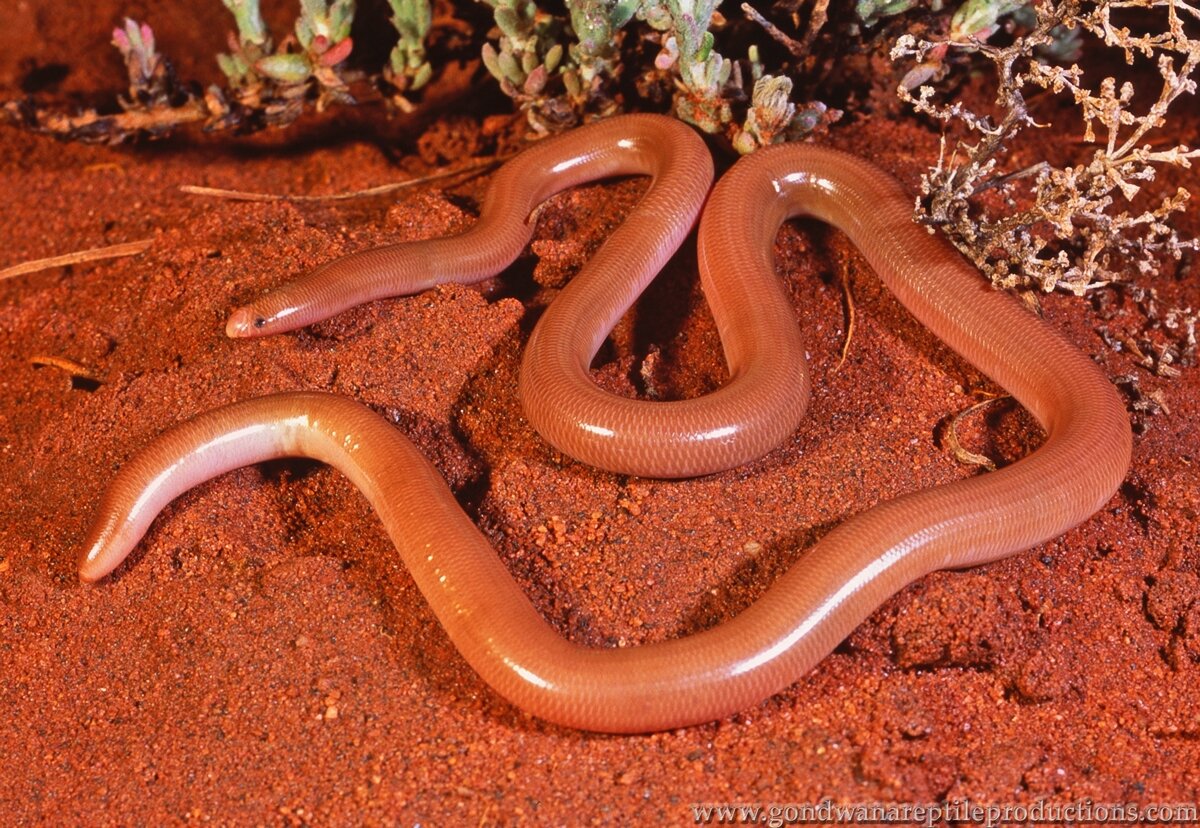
[79,115,1131,733]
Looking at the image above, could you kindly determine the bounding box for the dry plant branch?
[178,158,502,203]
[28,355,106,387]
[892,0,1199,297]
[0,238,153,282]
[944,394,1012,470]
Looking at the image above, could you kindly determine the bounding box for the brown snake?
[79,114,1132,732]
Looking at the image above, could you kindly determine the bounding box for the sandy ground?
[1,2,1198,824]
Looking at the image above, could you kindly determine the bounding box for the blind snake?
[77,114,1132,732]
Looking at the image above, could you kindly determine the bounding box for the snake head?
[225,306,271,338]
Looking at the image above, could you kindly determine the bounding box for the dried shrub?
[891,0,1199,296]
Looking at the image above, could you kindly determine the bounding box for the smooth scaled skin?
[79,114,1132,733]
[225,114,808,478]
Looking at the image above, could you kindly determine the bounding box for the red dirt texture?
[2,2,1198,825]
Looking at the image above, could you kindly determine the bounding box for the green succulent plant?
[385,0,434,111]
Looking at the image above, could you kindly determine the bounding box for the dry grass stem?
[178,159,503,204]
[944,394,1013,470]
[0,238,153,282]
[28,355,106,385]
[834,267,857,372]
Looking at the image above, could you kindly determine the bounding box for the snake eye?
[254,316,266,328]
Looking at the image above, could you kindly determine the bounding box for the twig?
[741,3,807,60]
[834,266,856,372]
[944,395,1011,470]
[29,354,106,389]
[0,238,153,282]
[2,97,209,144]
[802,0,832,54]
[178,158,504,204]
[972,161,1051,195]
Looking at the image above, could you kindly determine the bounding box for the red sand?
[2,3,1199,823]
